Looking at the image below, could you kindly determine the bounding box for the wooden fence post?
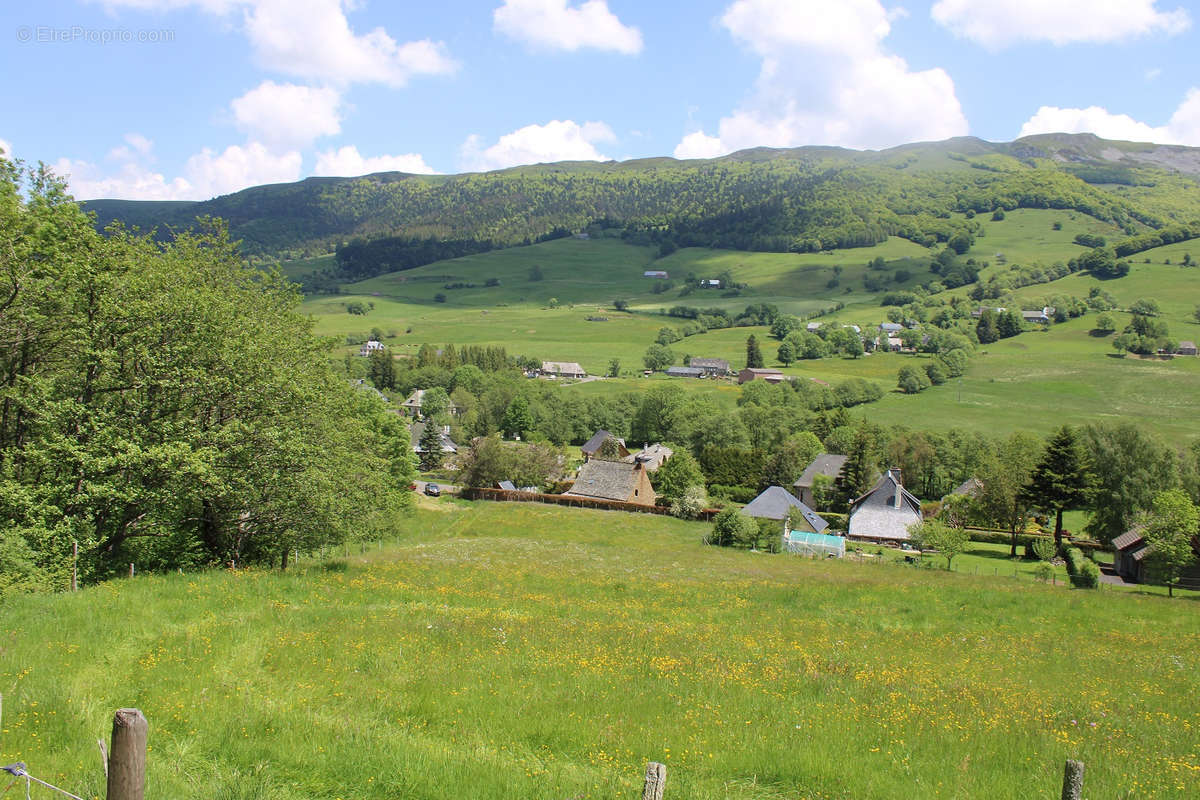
[106,708,147,800]
[642,762,666,800]
[1060,759,1084,800]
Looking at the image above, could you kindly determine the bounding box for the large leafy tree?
[1020,426,1091,553]
[1082,423,1178,546]
[651,448,705,505]
[1141,490,1200,597]
[0,162,407,591]
[974,431,1042,556]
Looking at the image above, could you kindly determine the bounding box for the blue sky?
[2,0,1198,200]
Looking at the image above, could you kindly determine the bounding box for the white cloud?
[53,136,302,200]
[493,0,642,54]
[674,0,967,155]
[313,145,436,176]
[931,0,1190,50]
[460,120,616,171]
[98,0,457,86]
[1018,89,1200,146]
[231,81,342,150]
[673,131,727,159]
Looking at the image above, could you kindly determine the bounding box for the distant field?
[302,214,1200,440]
[3,502,1197,799]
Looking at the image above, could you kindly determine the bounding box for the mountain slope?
[82,134,1200,260]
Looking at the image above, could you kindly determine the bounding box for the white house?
[359,340,385,357]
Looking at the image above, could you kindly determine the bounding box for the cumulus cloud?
[493,0,643,54]
[1018,89,1200,146]
[99,0,456,86]
[674,0,967,156]
[460,120,616,171]
[231,81,342,150]
[52,136,302,200]
[673,131,727,160]
[931,0,1190,50]
[313,145,436,176]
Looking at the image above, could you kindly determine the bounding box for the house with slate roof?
[1112,528,1149,583]
[689,357,731,376]
[741,486,830,538]
[564,459,655,505]
[793,454,848,508]
[580,429,629,462]
[847,469,922,542]
[666,366,704,378]
[623,443,673,471]
[541,361,587,379]
[410,422,458,456]
[738,367,784,384]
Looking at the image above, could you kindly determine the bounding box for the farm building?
[878,322,903,335]
[580,429,629,462]
[666,366,703,378]
[564,459,656,506]
[541,361,587,379]
[738,367,784,384]
[643,270,669,279]
[359,340,385,357]
[1178,341,1197,356]
[689,357,730,376]
[793,454,848,508]
[741,486,829,535]
[847,469,922,542]
[1112,528,1149,583]
[1022,307,1055,324]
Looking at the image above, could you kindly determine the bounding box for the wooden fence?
[460,487,720,520]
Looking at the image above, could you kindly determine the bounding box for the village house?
[580,429,629,462]
[741,486,830,538]
[400,389,463,419]
[793,453,848,508]
[878,322,903,335]
[948,477,984,499]
[689,357,731,376]
[1112,526,1200,584]
[699,279,722,288]
[1178,340,1197,356]
[847,469,923,542]
[359,339,385,357]
[737,367,784,384]
[666,366,704,378]
[1022,307,1055,324]
[541,361,587,379]
[623,443,673,471]
[643,270,669,279]
[806,322,822,332]
[410,422,458,456]
[564,459,656,505]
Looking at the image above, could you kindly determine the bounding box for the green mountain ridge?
[82,133,1200,261]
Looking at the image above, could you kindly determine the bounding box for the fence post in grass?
[106,708,148,800]
[1060,759,1084,800]
[642,762,666,800]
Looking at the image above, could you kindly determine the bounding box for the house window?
[634,490,638,497]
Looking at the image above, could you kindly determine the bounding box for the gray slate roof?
[411,422,458,454]
[666,366,704,377]
[581,429,623,455]
[847,471,923,540]
[1112,529,1145,550]
[794,454,849,489]
[497,480,517,491]
[565,459,642,501]
[689,357,730,371]
[950,477,983,497]
[741,486,829,532]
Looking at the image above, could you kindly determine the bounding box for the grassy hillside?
[2,502,1197,799]
[303,208,1200,439]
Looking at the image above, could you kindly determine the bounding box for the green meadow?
[300,209,1200,440]
[2,502,1197,800]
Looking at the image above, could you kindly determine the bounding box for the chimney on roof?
[889,468,902,509]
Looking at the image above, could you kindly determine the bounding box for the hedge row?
[1064,546,1101,589]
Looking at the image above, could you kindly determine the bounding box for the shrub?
[1033,563,1053,583]
[707,507,756,547]
[707,484,758,504]
[1063,547,1099,589]
[1031,537,1056,562]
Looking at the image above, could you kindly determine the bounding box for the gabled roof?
[542,361,586,375]
[624,443,673,471]
[879,322,903,332]
[794,454,848,489]
[950,477,984,497]
[741,486,829,532]
[411,422,458,453]
[1112,528,1145,551]
[689,357,730,370]
[497,480,517,491]
[666,366,704,377]
[741,367,783,375]
[849,470,922,516]
[581,429,623,455]
[565,459,644,502]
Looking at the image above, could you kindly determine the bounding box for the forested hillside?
[83,134,1200,271]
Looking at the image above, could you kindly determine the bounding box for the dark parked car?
[424,483,441,497]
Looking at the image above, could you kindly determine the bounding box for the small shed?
[1178,341,1197,356]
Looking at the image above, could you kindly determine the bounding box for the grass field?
[2,501,1197,799]
[299,210,1200,440]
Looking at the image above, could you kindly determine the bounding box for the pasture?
[2,501,1197,799]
